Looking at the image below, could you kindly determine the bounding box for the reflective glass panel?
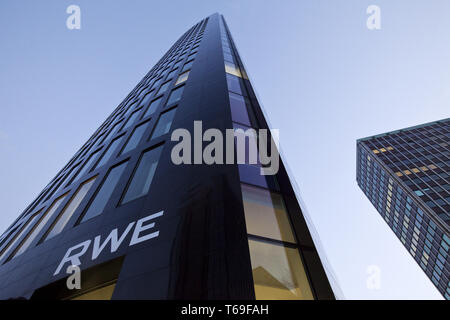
[241,184,295,243]
[121,146,163,204]
[43,177,97,241]
[249,239,313,300]
[80,162,128,223]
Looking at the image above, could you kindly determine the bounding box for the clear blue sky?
[0,0,448,299]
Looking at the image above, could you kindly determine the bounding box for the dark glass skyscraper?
[0,14,338,300]
[357,119,450,299]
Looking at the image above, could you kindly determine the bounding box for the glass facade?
[43,177,97,241]
[121,145,163,204]
[219,17,314,300]
[80,162,128,223]
[150,108,177,140]
[12,194,67,259]
[357,118,450,299]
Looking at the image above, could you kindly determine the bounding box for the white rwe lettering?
[130,211,163,246]
[53,211,164,276]
[91,222,135,260]
[54,240,91,276]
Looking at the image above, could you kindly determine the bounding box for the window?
[51,163,81,196]
[241,184,295,243]
[137,86,149,99]
[120,121,150,155]
[80,162,128,223]
[223,52,234,63]
[233,123,259,164]
[229,92,251,126]
[71,149,101,183]
[248,240,313,300]
[122,110,141,131]
[225,61,242,78]
[239,165,278,190]
[42,177,97,241]
[143,97,162,118]
[166,69,178,80]
[181,60,194,72]
[150,78,162,90]
[139,91,154,108]
[0,210,42,261]
[157,81,171,95]
[95,135,124,170]
[102,120,122,144]
[173,60,183,70]
[166,86,184,106]
[12,194,68,259]
[121,146,163,204]
[226,74,243,95]
[123,101,137,118]
[150,108,177,139]
[175,71,189,85]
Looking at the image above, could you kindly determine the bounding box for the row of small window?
[372,142,446,155]
[145,49,197,87]
[383,155,449,170]
[151,25,201,70]
[166,25,203,58]
[55,68,189,191]
[367,143,449,170]
[378,203,448,256]
[360,151,449,210]
[31,49,194,220]
[360,165,447,199]
[363,183,440,226]
[366,135,448,157]
[359,174,448,237]
[383,206,444,248]
[408,234,449,271]
[81,35,200,158]
[0,143,166,264]
[374,125,449,143]
[101,57,192,137]
[149,31,202,78]
[374,135,449,149]
[383,220,446,269]
[394,164,440,177]
[9,24,202,228]
[2,23,205,258]
[20,100,182,229]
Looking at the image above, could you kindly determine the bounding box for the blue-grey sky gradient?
[0,0,448,299]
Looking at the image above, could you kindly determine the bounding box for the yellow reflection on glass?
[175,71,190,85]
[249,240,313,300]
[225,61,242,78]
[242,184,296,244]
[71,283,116,300]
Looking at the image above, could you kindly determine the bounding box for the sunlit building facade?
[357,119,450,299]
[0,14,338,300]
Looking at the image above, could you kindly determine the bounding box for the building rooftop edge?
[357,117,450,143]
